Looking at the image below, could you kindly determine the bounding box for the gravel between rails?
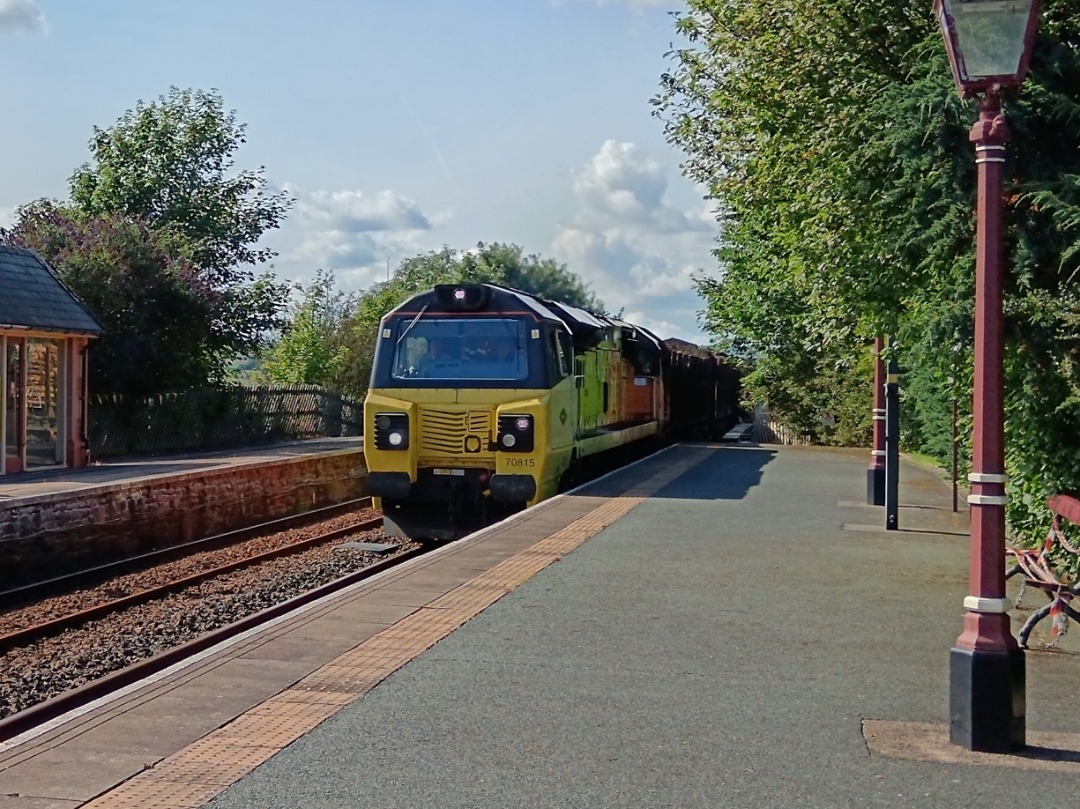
[0,510,417,720]
[0,509,381,633]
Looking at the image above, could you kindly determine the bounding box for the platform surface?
[208,444,1080,808]
[3,442,1079,808]
[0,437,362,503]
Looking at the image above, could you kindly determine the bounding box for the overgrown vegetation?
[654,1,1080,541]
[2,87,292,394]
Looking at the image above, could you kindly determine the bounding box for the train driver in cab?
[485,336,521,377]
[492,337,515,363]
[422,337,457,377]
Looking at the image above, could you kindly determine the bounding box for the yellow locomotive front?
[364,284,576,539]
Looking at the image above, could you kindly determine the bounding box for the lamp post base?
[949,645,1026,752]
[866,466,885,505]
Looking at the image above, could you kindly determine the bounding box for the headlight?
[498,413,533,453]
[374,412,409,450]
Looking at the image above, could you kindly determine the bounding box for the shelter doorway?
[4,338,24,473]
[26,338,65,468]
[3,337,67,473]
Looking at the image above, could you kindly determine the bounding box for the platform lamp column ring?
[934,0,1041,753]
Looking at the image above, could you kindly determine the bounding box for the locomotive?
[363,283,740,538]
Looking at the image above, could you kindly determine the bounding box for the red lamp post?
[935,0,1040,752]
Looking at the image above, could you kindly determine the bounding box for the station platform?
[0,438,366,586]
[0,437,362,503]
[2,442,1080,808]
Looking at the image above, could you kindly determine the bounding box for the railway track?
[0,505,432,743]
[0,498,376,610]
[0,512,384,654]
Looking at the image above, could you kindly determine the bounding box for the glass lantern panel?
[944,0,1033,80]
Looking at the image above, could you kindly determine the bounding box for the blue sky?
[0,0,718,342]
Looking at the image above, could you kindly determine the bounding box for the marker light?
[373,412,409,450]
[497,413,534,453]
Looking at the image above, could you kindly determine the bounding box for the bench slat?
[1047,494,1080,526]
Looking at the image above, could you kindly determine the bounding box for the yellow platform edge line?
[82,449,706,808]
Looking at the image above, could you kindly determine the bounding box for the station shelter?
[0,245,102,474]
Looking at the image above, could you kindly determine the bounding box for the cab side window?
[548,328,572,383]
[557,331,573,377]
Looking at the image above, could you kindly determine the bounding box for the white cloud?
[623,311,702,343]
[274,185,442,292]
[596,0,671,6]
[572,140,666,220]
[0,0,45,34]
[267,150,718,343]
[0,205,14,229]
[552,140,717,342]
[295,188,433,233]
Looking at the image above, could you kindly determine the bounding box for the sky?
[0,0,719,343]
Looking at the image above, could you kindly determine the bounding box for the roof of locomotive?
[383,282,676,353]
[384,282,565,324]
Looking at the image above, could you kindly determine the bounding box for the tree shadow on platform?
[586,445,776,501]
[657,445,776,500]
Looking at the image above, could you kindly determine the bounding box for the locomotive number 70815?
[505,457,536,468]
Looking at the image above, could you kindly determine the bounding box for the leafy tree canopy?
[260,243,601,399]
[70,87,293,283]
[2,87,292,394]
[258,270,356,389]
[654,0,1080,540]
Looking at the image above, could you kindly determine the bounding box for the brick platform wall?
[0,449,367,588]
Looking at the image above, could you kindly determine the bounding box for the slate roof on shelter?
[0,245,102,335]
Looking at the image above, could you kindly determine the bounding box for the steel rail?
[0,515,383,653]
[0,498,374,610]
[0,541,425,744]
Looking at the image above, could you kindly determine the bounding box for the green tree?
[259,271,356,387]
[3,87,292,393]
[320,243,602,399]
[4,202,219,394]
[70,87,292,280]
[383,243,602,311]
[655,0,1080,538]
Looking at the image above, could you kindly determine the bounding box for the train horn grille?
[420,409,493,457]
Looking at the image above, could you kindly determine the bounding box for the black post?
[884,355,900,531]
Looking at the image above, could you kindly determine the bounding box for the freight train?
[363,283,741,538]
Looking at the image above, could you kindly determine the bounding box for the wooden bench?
[1006,494,1080,648]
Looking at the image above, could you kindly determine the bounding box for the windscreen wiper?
[396,304,429,345]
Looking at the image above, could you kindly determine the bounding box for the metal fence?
[87,386,363,460]
[751,406,812,446]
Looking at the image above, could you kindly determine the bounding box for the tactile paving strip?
[82,448,707,808]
